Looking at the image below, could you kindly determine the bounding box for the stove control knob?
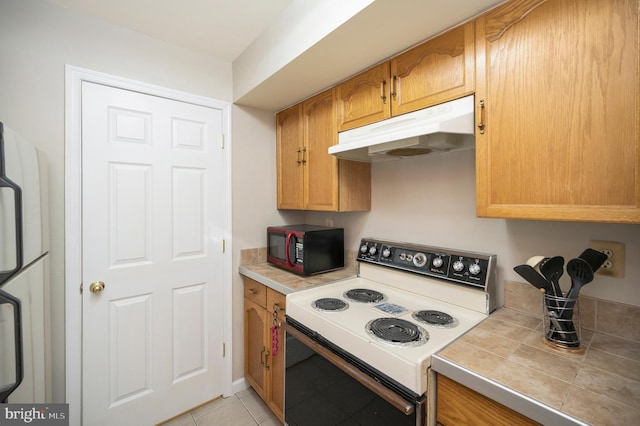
[382,248,392,258]
[368,246,377,255]
[360,244,368,254]
[453,260,465,272]
[432,257,444,268]
[413,253,427,267]
[469,263,482,275]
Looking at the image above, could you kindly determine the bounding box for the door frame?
[64,65,233,425]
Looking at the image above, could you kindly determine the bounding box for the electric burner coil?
[412,310,459,328]
[344,288,386,303]
[365,317,429,347]
[312,298,349,312]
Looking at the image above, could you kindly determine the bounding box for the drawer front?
[266,288,286,323]
[244,278,267,308]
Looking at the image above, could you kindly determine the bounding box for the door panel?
[109,163,151,266]
[172,284,206,381]
[173,168,205,258]
[108,295,152,405]
[81,81,225,425]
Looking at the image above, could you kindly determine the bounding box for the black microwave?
[267,225,344,275]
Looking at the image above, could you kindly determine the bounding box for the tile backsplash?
[505,280,640,343]
[239,247,267,266]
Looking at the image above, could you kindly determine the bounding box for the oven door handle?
[283,322,416,416]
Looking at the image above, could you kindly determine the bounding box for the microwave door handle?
[285,232,294,267]
[0,133,24,287]
[0,290,24,403]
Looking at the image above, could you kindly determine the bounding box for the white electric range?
[284,238,497,426]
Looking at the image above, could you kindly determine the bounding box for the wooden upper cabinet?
[276,89,371,211]
[336,63,392,132]
[276,103,304,210]
[303,89,340,210]
[336,21,475,132]
[391,21,475,116]
[475,0,640,223]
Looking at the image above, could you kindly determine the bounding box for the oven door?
[284,317,425,426]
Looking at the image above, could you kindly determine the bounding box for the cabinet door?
[336,63,391,131]
[437,374,538,426]
[475,0,640,223]
[276,104,304,210]
[244,298,269,401]
[391,21,475,116]
[266,289,286,422]
[303,89,340,211]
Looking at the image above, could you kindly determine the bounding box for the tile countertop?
[238,248,359,295]
[432,281,640,426]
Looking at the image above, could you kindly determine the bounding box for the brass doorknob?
[89,281,105,294]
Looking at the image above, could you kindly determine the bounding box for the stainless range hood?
[329,95,475,162]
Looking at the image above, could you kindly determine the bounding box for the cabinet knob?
[249,288,259,295]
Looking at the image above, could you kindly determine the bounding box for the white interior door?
[81,81,225,425]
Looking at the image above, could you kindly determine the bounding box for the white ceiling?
[45,0,294,61]
[44,0,505,111]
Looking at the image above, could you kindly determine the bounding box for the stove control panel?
[357,238,496,292]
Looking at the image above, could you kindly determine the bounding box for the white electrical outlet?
[325,218,334,228]
[588,240,625,278]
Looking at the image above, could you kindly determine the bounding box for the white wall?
[307,149,640,308]
[0,0,232,402]
[230,105,305,381]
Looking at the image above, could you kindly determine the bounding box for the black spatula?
[560,258,594,319]
[513,264,552,293]
[579,248,608,273]
[540,256,564,299]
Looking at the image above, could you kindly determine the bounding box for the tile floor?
[159,387,281,426]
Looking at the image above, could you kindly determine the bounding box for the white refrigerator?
[0,122,51,403]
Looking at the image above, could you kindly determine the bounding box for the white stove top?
[286,265,489,395]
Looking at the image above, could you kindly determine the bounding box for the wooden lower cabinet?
[243,278,286,422]
[436,374,539,426]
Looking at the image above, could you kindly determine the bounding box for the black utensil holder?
[542,293,582,352]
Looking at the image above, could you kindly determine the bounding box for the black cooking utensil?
[513,264,552,293]
[515,263,570,340]
[538,257,574,338]
[579,248,608,273]
[514,264,567,338]
[540,256,564,299]
[560,258,594,319]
